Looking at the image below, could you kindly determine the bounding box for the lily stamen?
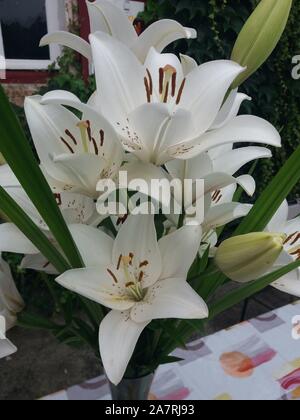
[65,129,77,145]
[176,78,186,105]
[60,137,74,154]
[100,130,105,147]
[107,268,118,284]
[283,232,298,244]
[117,254,122,270]
[159,65,177,103]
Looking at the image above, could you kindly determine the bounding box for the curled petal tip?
[185,27,197,39]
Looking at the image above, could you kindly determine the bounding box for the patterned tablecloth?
[42,301,300,401]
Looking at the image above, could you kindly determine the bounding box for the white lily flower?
[56,215,208,385]
[24,93,124,199]
[165,142,271,236]
[0,164,99,274]
[266,200,300,297]
[40,0,197,64]
[85,33,280,165]
[0,256,24,359]
[201,143,272,233]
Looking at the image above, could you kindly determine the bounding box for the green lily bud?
[231,0,292,88]
[215,232,286,283]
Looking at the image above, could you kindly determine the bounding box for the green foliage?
[140,0,300,198]
[38,47,95,103]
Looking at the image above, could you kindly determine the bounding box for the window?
[0,0,65,70]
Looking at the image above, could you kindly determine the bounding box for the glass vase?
[108,374,154,401]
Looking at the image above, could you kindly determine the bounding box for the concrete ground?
[0,287,296,400]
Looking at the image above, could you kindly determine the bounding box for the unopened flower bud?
[231,0,292,89]
[215,232,286,283]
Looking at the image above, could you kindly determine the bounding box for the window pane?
[0,0,50,60]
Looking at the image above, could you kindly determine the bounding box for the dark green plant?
[140,0,300,199]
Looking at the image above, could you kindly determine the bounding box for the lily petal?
[131,277,209,323]
[87,0,137,47]
[204,203,252,231]
[268,251,300,297]
[170,115,281,160]
[68,224,113,268]
[158,225,202,279]
[40,31,92,61]
[166,152,213,181]
[133,20,197,63]
[113,215,162,288]
[267,200,289,233]
[0,257,24,326]
[0,317,17,359]
[53,153,107,197]
[285,216,300,236]
[212,146,272,175]
[21,254,58,275]
[125,103,195,165]
[99,310,149,385]
[56,267,134,311]
[3,186,47,229]
[24,96,80,183]
[58,192,97,225]
[236,175,256,197]
[90,32,145,124]
[180,60,245,134]
[0,164,20,187]
[204,172,244,196]
[180,54,198,76]
[41,90,125,174]
[272,269,300,297]
[211,90,251,130]
[0,223,38,254]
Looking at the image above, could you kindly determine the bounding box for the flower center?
[111,254,149,302]
[144,66,186,105]
[59,120,105,156]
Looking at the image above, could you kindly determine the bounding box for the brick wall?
[3,84,44,107]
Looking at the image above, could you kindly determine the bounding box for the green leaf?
[159,320,187,349]
[159,356,184,365]
[0,86,83,269]
[231,0,292,88]
[0,186,70,273]
[209,260,300,319]
[18,312,61,331]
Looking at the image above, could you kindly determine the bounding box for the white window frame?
[0,0,65,70]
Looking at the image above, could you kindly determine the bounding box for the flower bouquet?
[0,0,299,400]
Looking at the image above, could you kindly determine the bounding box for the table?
[42,301,300,401]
